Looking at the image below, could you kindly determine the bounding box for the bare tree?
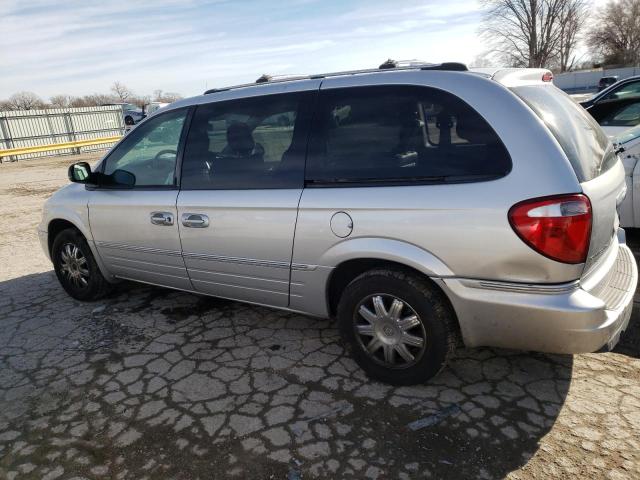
[153,89,183,103]
[4,91,46,110]
[49,94,73,108]
[130,95,151,110]
[470,53,495,68]
[481,0,588,68]
[69,93,116,108]
[556,0,588,72]
[69,97,91,108]
[159,92,183,103]
[587,0,640,66]
[110,81,133,102]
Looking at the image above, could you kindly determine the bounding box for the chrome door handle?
[181,213,209,228]
[150,211,174,226]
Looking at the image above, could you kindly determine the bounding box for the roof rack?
[203,61,468,94]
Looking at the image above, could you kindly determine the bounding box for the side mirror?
[68,162,93,183]
[111,169,136,188]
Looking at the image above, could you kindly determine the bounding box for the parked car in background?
[598,76,618,92]
[586,97,640,137]
[613,125,640,228]
[39,63,636,385]
[102,102,145,125]
[146,102,170,115]
[581,75,640,109]
[581,75,640,136]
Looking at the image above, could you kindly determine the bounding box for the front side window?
[600,101,640,127]
[181,93,310,189]
[103,108,187,187]
[604,80,640,101]
[306,86,511,185]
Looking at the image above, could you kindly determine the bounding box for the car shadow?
[0,270,575,479]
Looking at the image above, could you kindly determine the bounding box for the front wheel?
[51,228,110,301]
[337,269,457,385]
[124,115,134,126]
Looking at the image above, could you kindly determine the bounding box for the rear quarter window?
[511,85,615,181]
[306,85,511,185]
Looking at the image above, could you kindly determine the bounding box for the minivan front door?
[176,89,316,307]
[89,108,192,290]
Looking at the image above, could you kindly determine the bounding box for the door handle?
[150,211,174,226]
[181,213,209,228]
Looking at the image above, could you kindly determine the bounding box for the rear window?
[306,85,511,185]
[511,85,616,181]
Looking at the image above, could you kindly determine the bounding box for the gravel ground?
[0,153,639,479]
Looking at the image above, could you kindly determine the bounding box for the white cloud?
[0,0,486,99]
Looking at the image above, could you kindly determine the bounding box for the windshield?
[511,85,615,181]
[615,124,640,145]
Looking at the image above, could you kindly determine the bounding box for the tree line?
[0,82,183,112]
[480,0,640,71]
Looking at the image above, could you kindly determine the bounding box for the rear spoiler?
[471,68,554,87]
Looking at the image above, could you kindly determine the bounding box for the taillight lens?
[508,194,592,264]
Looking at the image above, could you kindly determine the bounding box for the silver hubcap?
[354,294,427,368]
[60,243,89,288]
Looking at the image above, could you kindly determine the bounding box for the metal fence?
[0,105,125,162]
[554,66,640,93]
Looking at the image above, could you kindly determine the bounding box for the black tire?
[124,115,134,126]
[337,269,457,385]
[51,228,111,301]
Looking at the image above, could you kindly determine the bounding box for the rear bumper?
[439,243,637,354]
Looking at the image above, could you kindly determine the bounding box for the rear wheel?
[124,115,134,126]
[52,228,110,301]
[337,269,457,385]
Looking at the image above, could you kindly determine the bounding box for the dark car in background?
[587,97,640,136]
[580,75,640,136]
[581,75,640,109]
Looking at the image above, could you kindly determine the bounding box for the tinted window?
[512,85,614,181]
[181,93,310,189]
[604,80,640,101]
[103,108,187,187]
[305,86,510,185]
[600,101,640,127]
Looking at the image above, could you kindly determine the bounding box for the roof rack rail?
[421,62,467,72]
[203,87,231,94]
[378,59,468,72]
[256,74,272,83]
[379,59,398,69]
[203,61,469,94]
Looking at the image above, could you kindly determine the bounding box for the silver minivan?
[39,63,637,385]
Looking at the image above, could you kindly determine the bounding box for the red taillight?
[508,194,592,264]
[542,71,553,82]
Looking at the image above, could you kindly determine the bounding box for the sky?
[0,0,612,100]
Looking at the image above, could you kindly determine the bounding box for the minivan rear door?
[511,85,625,273]
[176,88,317,307]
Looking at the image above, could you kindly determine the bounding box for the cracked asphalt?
[1,154,639,479]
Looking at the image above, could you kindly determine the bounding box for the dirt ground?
[0,153,639,479]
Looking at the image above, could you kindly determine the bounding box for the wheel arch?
[47,218,81,257]
[326,257,463,348]
[47,216,115,283]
